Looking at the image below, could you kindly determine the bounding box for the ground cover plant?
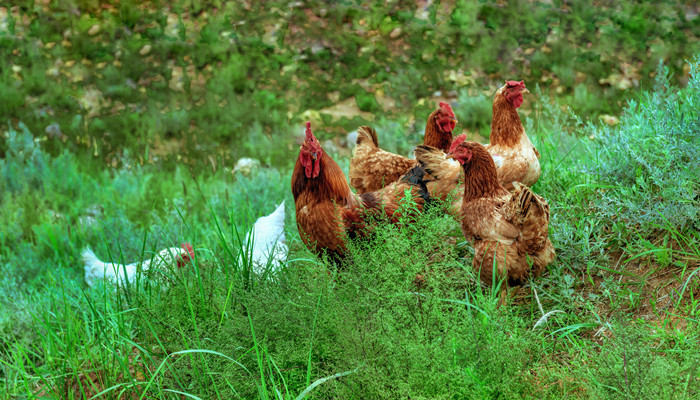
[1,1,699,399]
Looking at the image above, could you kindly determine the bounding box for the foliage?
[1,1,700,399]
[592,323,700,400]
[0,123,291,290]
[581,59,700,233]
[0,0,698,169]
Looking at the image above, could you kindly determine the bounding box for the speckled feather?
[414,145,464,216]
[349,126,419,193]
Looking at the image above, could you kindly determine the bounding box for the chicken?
[239,201,288,274]
[486,80,541,190]
[421,134,555,294]
[292,121,431,262]
[82,243,194,288]
[349,101,457,193]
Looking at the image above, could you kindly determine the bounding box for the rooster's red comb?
[305,121,314,140]
[439,101,455,117]
[449,134,467,154]
[505,80,526,89]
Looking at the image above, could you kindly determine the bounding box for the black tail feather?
[401,164,434,206]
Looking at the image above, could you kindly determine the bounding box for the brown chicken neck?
[489,93,525,148]
[424,110,454,152]
[460,144,505,202]
[292,151,353,205]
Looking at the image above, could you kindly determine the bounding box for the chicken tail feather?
[356,126,379,148]
[82,247,101,270]
[400,164,432,205]
[510,182,550,251]
[414,145,453,180]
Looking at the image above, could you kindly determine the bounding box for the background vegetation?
[1,0,699,398]
[1,0,698,166]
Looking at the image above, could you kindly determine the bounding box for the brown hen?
[486,80,541,190]
[413,80,543,214]
[436,135,555,293]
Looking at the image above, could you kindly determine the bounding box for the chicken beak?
[446,154,455,160]
[311,152,317,161]
[522,88,530,94]
[450,117,458,123]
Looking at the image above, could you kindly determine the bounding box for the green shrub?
[581,59,700,233]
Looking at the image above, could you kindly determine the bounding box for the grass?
[1,1,700,398]
[2,61,699,396]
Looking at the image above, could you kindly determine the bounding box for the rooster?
[239,201,288,274]
[82,243,194,288]
[486,80,541,190]
[349,101,457,193]
[292,121,431,262]
[420,134,555,297]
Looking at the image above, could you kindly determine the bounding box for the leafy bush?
[581,59,700,233]
[453,87,492,134]
[0,123,294,289]
[133,205,550,398]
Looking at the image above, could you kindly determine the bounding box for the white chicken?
[239,201,288,275]
[82,243,194,288]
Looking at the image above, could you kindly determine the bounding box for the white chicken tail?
[268,200,286,232]
[241,201,289,275]
[82,247,116,288]
[81,247,100,269]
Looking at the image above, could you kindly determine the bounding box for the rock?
[600,114,619,126]
[88,24,100,36]
[322,139,339,155]
[317,97,373,122]
[389,27,402,39]
[139,44,152,56]
[45,123,65,140]
[310,42,324,54]
[233,158,261,176]
[47,209,64,222]
[300,109,322,127]
[78,205,103,229]
[345,130,359,148]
